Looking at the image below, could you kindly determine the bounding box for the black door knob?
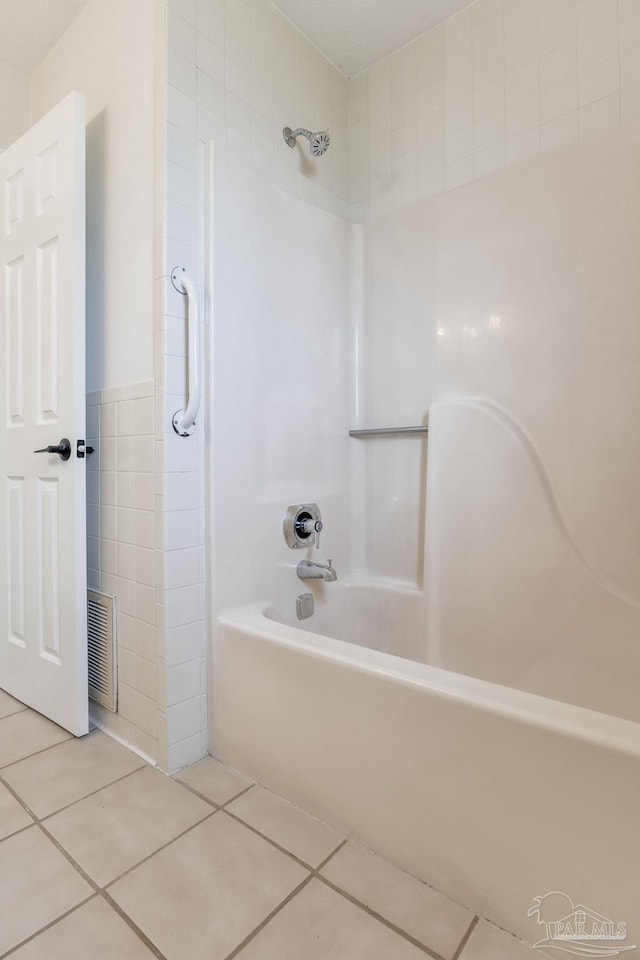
[34,438,72,461]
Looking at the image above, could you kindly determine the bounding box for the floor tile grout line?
[171,776,463,960]
[3,742,220,891]
[0,760,146,840]
[2,746,318,957]
[0,886,171,960]
[221,807,324,872]
[1,744,218,878]
[0,893,100,960]
[171,777,222,809]
[0,721,484,960]
[0,734,73,771]
[35,818,103,891]
[451,915,479,960]
[105,812,347,960]
[0,774,59,839]
[218,782,257,808]
[0,724,112,773]
[220,839,348,960]
[316,837,348,871]
[38,763,148,823]
[0,706,29,720]
[0,767,212,960]
[104,808,342,959]
[209,768,480,956]
[100,889,172,960]
[317,874,449,960]
[173,770,344,875]
[170,760,480,951]
[222,873,316,960]
[103,809,218,891]
[172,772,257,811]
[0,787,459,960]
[0,804,104,956]
[14,727,474,955]
[0,821,38,845]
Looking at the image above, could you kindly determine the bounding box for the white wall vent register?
[87,590,117,712]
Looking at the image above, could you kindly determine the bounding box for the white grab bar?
[171,267,201,437]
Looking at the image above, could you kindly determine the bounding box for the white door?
[0,92,88,736]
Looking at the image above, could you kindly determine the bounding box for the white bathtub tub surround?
[213,604,640,949]
[426,398,640,725]
[210,149,353,616]
[360,120,640,592]
[269,573,427,662]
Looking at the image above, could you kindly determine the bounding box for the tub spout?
[297,559,337,582]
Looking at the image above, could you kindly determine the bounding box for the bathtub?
[212,579,640,950]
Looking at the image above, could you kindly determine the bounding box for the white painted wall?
[29,0,156,392]
[23,0,161,765]
[0,60,29,149]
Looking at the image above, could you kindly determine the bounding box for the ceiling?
[0,0,89,74]
[274,0,474,77]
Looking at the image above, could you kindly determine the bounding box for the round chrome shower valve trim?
[283,503,323,549]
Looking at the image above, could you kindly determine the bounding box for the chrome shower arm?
[286,127,313,147]
[283,127,313,147]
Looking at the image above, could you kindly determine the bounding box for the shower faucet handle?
[297,518,322,536]
[297,517,322,549]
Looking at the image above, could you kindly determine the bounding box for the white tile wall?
[86,381,162,764]
[348,0,640,221]
[165,0,349,219]
[161,0,640,230]
[156,267,207,770]
[158,0,354,771]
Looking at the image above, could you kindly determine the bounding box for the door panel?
[0,92,87,735]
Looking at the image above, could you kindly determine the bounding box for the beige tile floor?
[0,690,539,960]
